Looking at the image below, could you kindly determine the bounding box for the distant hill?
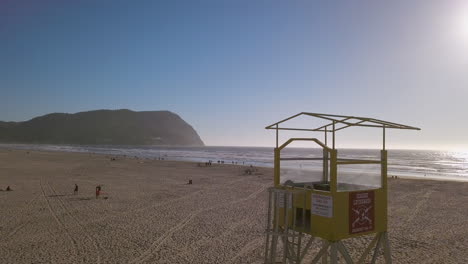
[0,109,204,146]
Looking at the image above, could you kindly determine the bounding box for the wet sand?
[0,149,467,263]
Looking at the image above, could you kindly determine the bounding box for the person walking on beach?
[74,184,78,195]
[96,185,101,199]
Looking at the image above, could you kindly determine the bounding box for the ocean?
[1,144,467,182]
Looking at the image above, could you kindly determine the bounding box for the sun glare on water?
[448,4,468,59]
[462,13,468,37]
[457,7,468,39]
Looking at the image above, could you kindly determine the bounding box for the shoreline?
[1,146,467,183]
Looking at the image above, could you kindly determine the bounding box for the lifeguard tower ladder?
[264,113,420,264]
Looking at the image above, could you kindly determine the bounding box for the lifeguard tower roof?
[266,112,421,132]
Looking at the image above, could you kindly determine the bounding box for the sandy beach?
[0,149,467,263]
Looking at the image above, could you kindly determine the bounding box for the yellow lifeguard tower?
[263,112,420,264]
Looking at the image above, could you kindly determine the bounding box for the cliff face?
[0,109,204,146]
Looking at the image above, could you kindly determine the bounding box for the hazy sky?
[1,0,468,150]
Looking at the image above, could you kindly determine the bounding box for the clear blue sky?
[1,0,468,150]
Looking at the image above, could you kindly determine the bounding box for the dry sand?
[0,149,467,263]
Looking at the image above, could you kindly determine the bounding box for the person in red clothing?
[95,185,101,199]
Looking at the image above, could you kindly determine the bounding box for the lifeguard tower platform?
[263,112,420,264]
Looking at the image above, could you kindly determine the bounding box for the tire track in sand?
[40,180,81,263]
[174,218,252,261]
[0,194,41,263]
[129,182,270,264]
[406,189,434,224]
[45,181,103,264]
[91,176,249,224]
[0,194,41,241]
[226,237,264,264]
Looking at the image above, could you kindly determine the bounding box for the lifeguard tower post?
[263,113,420,264]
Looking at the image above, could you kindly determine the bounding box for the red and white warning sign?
[349,191,374,234]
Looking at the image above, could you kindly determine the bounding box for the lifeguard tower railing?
[264,112,420,264]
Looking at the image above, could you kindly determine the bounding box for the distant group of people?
[198,160,213,167]
[196,159,254,175]
[72,184,104,199]
[197,160,246,167]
